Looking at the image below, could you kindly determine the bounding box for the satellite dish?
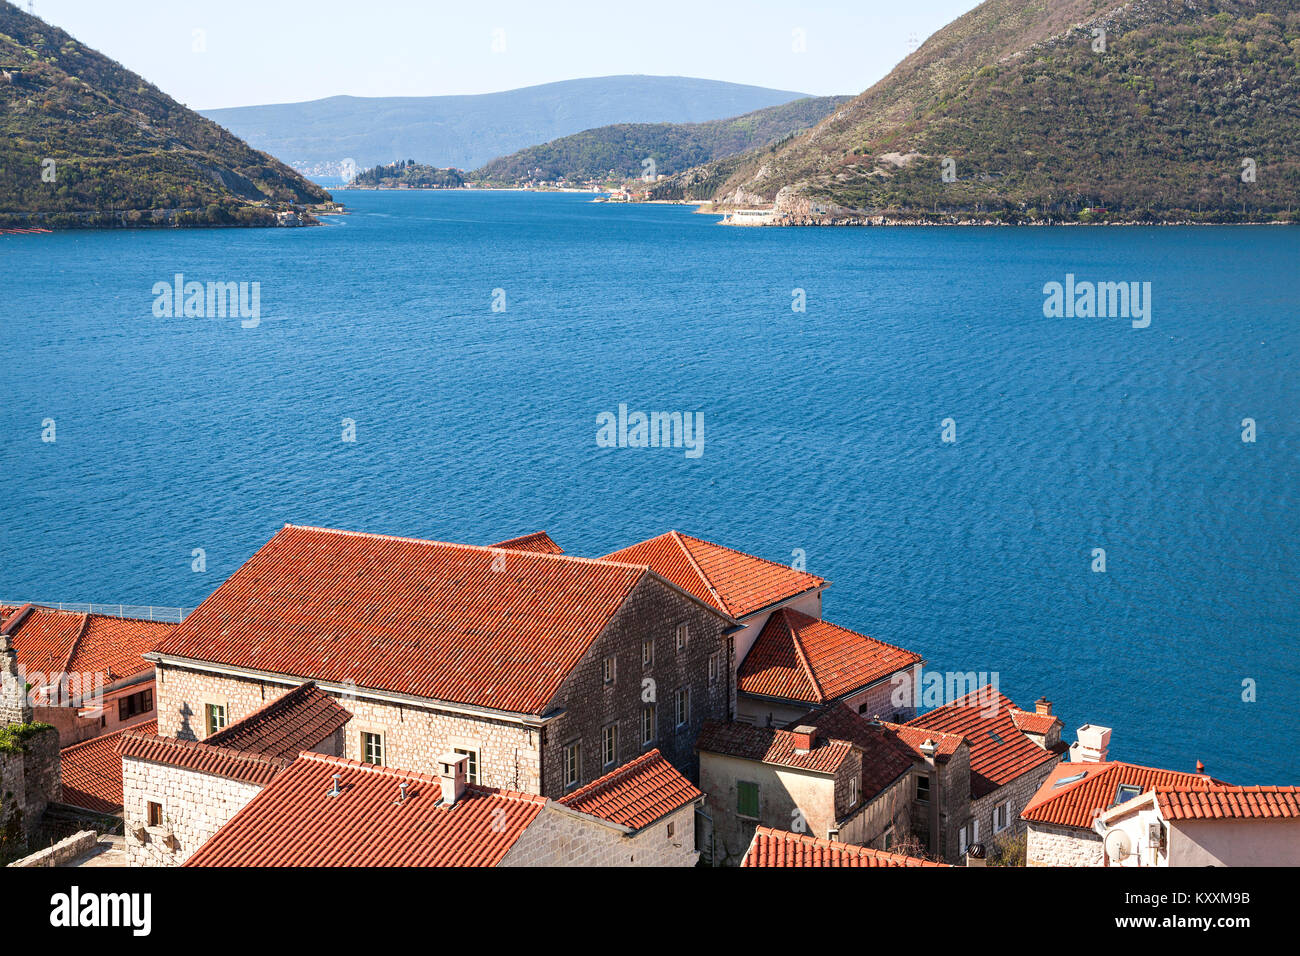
[1104,828,1132,862]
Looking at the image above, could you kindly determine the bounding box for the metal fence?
[0,601,192,622]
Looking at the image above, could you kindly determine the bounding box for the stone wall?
[499,802,699,867]
[542,576,730,797]
[1026,821,1102,866]
[122,755,265,866]
[6,829,97,867]
[0,635,32,726]
[154,664,543,792]
[0,724,61,856]
[968,756,1060,862]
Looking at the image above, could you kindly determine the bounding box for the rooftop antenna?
[327,773,342,798]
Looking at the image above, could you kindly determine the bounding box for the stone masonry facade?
[1026,821,1104,867]
[122,755,266,866]
[500,802,700,867]
[0,725,60,854]
[967,757,1060,862]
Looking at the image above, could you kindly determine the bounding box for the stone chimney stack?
[1,617,34,726]
[1035,697,1053,716]
[437,752,469,807]
[1069,724,1112,763]
[790,725,816,754]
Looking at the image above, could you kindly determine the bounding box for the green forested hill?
[349,160,467,189]
[473,96,849,186]
[651,0,1300,223]
[0,1,331,228]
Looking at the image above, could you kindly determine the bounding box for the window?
[960,820,981,855]
[993,800,1011,833]
[642,639,654,666]
[675,623,689,651]
[674,687,690,727]
[602,723,618,767]
[204,703,227,737]
[603,655,616,685]
[641,705,656,745]
[916,775,931,802]
[666,821,675,839]
[454,747,479,784]
[737,781,760,818]
[1114,783,1143,806]
[119,688,153,721]
[146,800,164,828]
[362,731,384,765]
[849,774,860,808]
[708,654,718,684]
[564,741,581,788]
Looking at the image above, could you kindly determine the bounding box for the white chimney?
[1069,724,1112,763]
[437,752,469,807]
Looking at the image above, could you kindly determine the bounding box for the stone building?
[697,703,916,866]
[147,525,734,799]
[185,747,703,867]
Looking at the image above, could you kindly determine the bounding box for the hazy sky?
[24,0,983,109]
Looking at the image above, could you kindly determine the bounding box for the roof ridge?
[559,748,664,805]
[295,752,550,804]
[284,524,647,573]
[782,609,826,702]
[61,719,154,755]
[675,531,826,586]
[57,612,92,677]
[669,531,732,615]
[120,732,293,768]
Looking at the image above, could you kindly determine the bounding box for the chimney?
[966,842,987,867]
[1069,724,1112,763]
[790,725,816,754]
[1035,697,1052,716]
[0,609,34,726]
[437,752,469,807]
[1196,760,1205,775]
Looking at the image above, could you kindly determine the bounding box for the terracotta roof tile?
[206,682,351,759]
[738,609,921,704]
[603,531,823,618]
[117,732,290,786]
[184,752,548,867]
[742,827,948,867]
[489,531,563,555]
[789,704,917,801]
[876,720,966,760]
[558,748,702,830]
[1022,761,1225,829]
[60,720,157,813]
[153,525,653,715]
[906,686,1060,797]
[1154,785,1300,821]
[1,604,170,688]
[1010,709,1061,736]
[696,720,854,775]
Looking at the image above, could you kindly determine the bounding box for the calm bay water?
[2,191,1296,782]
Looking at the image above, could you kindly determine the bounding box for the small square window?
[642,639,654,666]
[147,800,164,828]
[204,703,227,737]
[1114,783,1143,806]
[737,781,759,818]
[667,821,675,839]
[454,747,479,784]
[916,775,931,802]
[362,731,384,765]
[603,655,616,685]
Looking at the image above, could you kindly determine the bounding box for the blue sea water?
[2,191,1296,783]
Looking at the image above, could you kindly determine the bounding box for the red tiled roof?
[490,531,563,555]
[206,682,351,759]
[742,827,948,867]
[738,609,921,704]
[1022,761,1225,830]
[558,748,702,830]
[1,603,170,687]
[184,752,548,867]
[60,720,157,814]
[696,720,854,775]
[118,731,290,786]
[906,686,1060,798]
[602,531,823,618]
[1154,785,1300,821]
[876,720,966,761]
[152,525,657,715]
[1010,709,1061,736]
[789,704,917,802]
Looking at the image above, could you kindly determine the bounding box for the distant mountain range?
[0,1,330,228]
[200,76,815,175]
[650,0,1300,224]
[473,96,850,186]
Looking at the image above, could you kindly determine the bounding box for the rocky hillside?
[0,1,331,228]
[473,96,849,186]
[651,0,1299,223]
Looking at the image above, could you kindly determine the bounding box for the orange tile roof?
[906,686,1060,797]
[490,531,564,554]
[558,748,702,830]
[696,719,854,775]
[60,720,157,814]
[1154,785,1300,821]
[184,753,548,867]
[1022,761,1225,830]
[876,720,966,761]
[206,682,351,759]
[738,608,921,704]
[790,704,918,801]
[742,827,948,867]
[118,731,291,786]
[1010,709,1060,736]
[602,531,823,618]
[1,603,170,687]
[153,525,659,715]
